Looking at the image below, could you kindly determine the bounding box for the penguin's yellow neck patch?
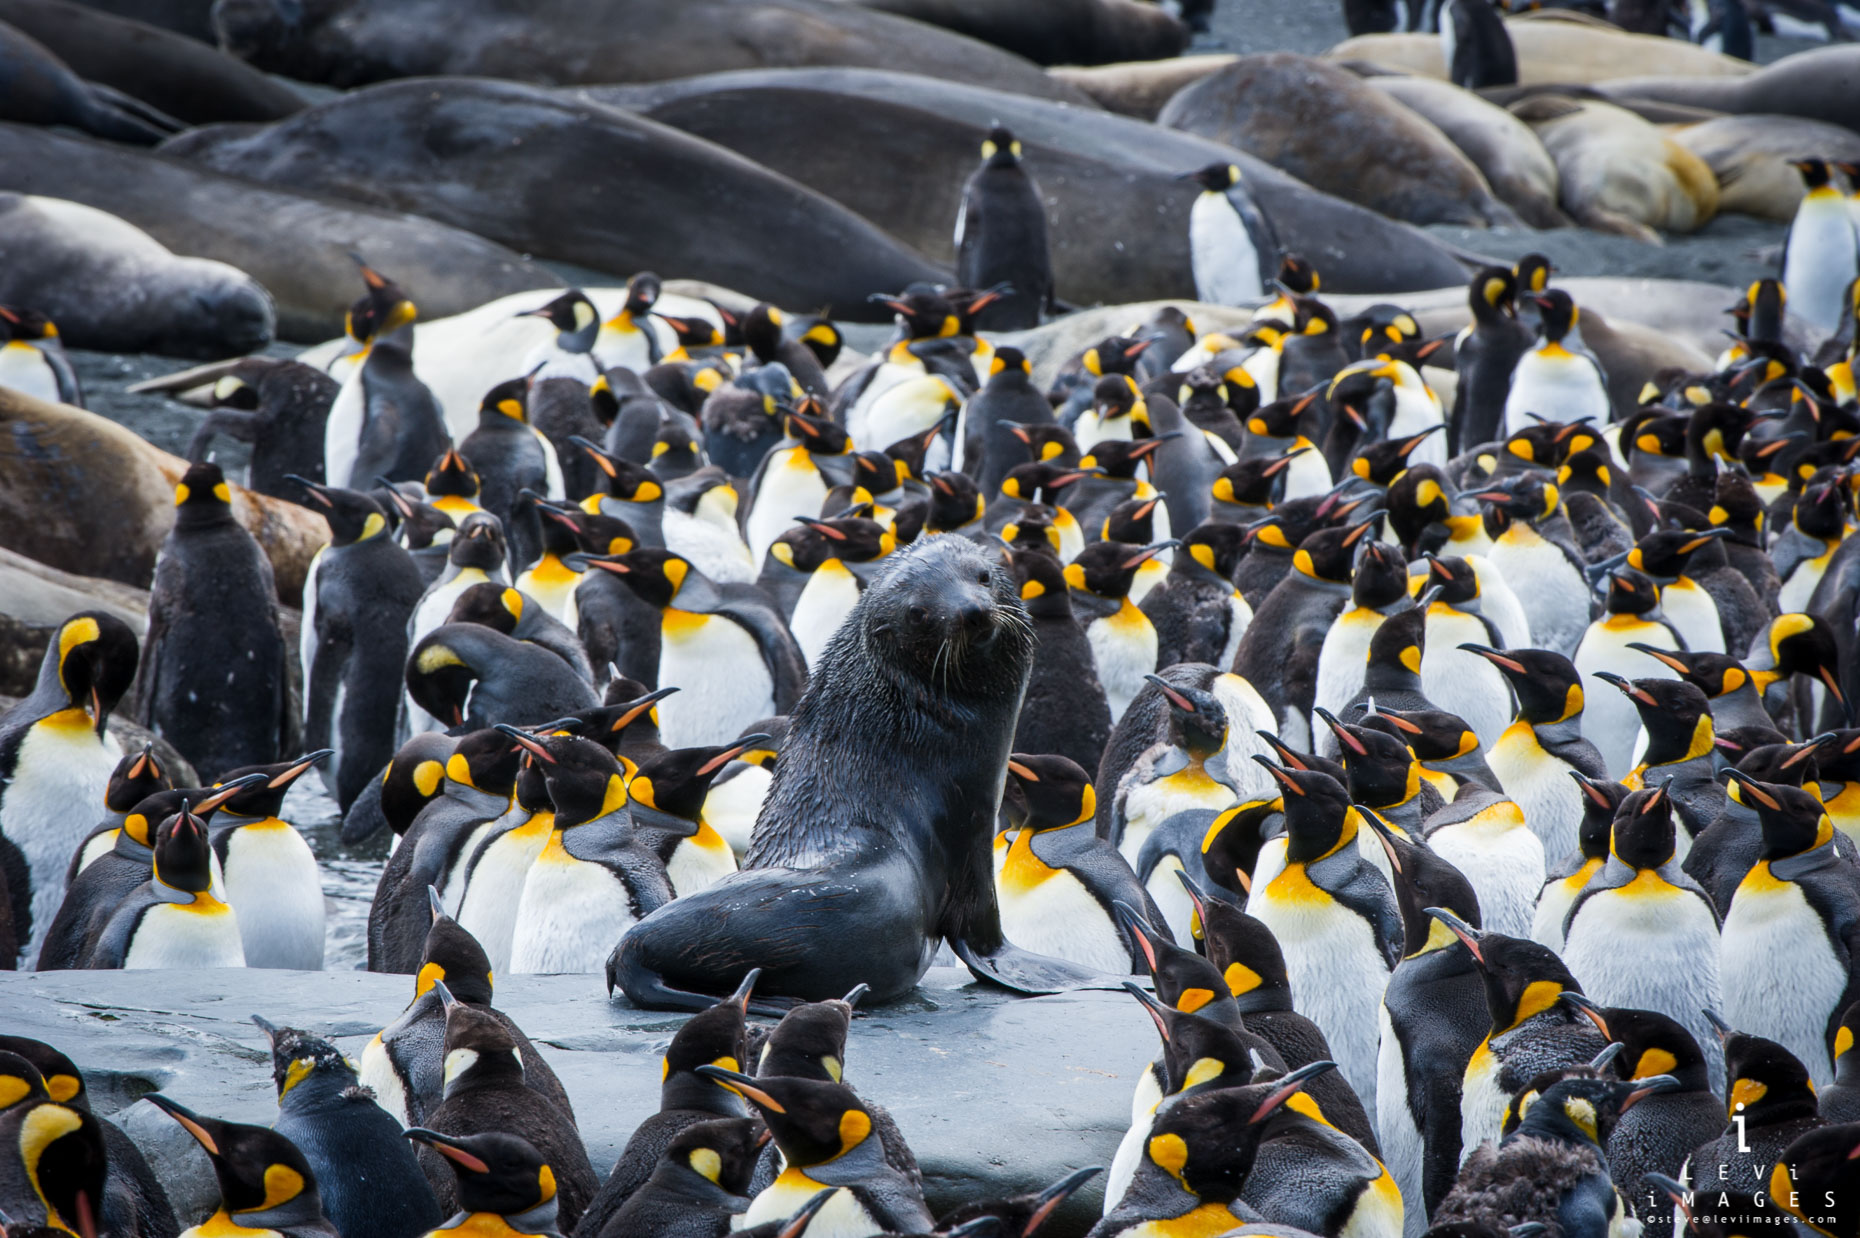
[192,1208,279,1237]
[998,828,1058,893]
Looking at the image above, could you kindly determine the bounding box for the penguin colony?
[6,5,1860,1238]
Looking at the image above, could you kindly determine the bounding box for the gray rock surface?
[0,967,1151,1234]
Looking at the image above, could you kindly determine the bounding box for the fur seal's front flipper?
[948,937,1106,995]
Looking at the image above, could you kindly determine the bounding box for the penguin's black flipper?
[948,936,1109,995]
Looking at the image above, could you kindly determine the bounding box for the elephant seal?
[1325,21,1753,84]
[1669,114,1860,221]
[589,68,1473,303]
[72,0,214,42]
[160,78,949,322]
[208,0,1091,103]
[1047,54,1236,118]
[610,534,1095,1011]
[0,124,556,342]
[848,0,1187,65]
[1595,46,1860,136]
[1158,53,1522,228]
[1364,74,1571,228]
[0,386,328,602]
[1508,95,1720,242]
[0,192,272,357]
[0,17,177,142]
[0,0,301,124]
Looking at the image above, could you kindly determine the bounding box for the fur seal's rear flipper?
[948,937,1106,995]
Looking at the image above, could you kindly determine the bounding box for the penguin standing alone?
[1182,163,1280,308]
[954,126,1053,331]
[1782,159,1860,334]
[135,461,289,780]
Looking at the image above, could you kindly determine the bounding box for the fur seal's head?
[852,535,1032,696]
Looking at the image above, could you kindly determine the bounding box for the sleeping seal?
[610,535,1096,1010]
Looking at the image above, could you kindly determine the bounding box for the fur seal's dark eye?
[908,605,930,626]
[976,571,990,584]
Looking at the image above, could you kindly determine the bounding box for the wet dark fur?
[612,536,1035,1008]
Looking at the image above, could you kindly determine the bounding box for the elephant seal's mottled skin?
[1158,53,1522,228]
[1595,45,1860,136]
[850,0,1187,66]
[0,124,555,342]
[1365,74,1570,229]
[159,78,950,322]
[207,0,1090,102]
[610,536,1095,1011]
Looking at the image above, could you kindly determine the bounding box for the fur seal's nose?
[955,598,994,640]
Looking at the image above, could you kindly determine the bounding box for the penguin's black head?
[447,582,527,638]
[518,288,596,340]
[1149,676,1227,758]
[1470,476,1559,533]
[1791,158,1834,190]
[659,970,755,1095]
[623,271,662,317]
[514,754,552,815]
[550,687,677,764]
[1374,827,1481,959]
[1144,994,1258,1096]
[173,460,235,528]
[580,547,695,609]
[1007,545,1068,618]
[1418,553,1479,606]
[1731,739,1819,789]
[1495,422,1569,473]
[662,1117,764,1196]
[1812,728,1860,784]
[737,302,787,363]
[1326,368,1394,440]
[1609,786,1678,870]
[849,448,902,498]
[779,405,851,457]
[41,611,136,737]
[1365,599,1427,680]
[1199,798,1280,900]
[290,478,391,546]
[249,1017,356,1103]
[1064,540,1171,601]
[1175,521,1248,582]
[405,634,481,731]
[1252,761,1355,863]
[352,259,417,340]
[1293,518,1379,586]
[1181,161,1239,193]
[1513,252,1552,296]
[441,727,524,798]
[405,1128,559,1221]
[445,512,507,572]
[478,376,530,426]
[1363,705,1480,766]
[116,779,248,850]
[1598,676,1712,767]
[1567,774,1624,859]
[985,347,1034,390]
[631,734,768,822]
[1751,613,1846,717]
[421,448,479,502]
[442,1002,524,1094]
[1721,1031,1819,1126]
[1112,902,1232,1017]
[937,1167,1104,1238]
[1768,1123,1860,1231]
[0,303,58,342]
[1379,466,1454,554]
[796,514,895,566]
[1575,1002,1710,1092]
[1241,389,1317,444]
[1103,496,1163,548]
[1080,436,1174,485]
[925,470,984,533]
[693,1069,873,1170]
[376,486,455,551]
[1273,253,1317,295]
[1517,1074,1675,1150]
[1434,914,1581,1034]
[1343,539,1409,611]
[1628,646,1750,704]
[1144,1062,1337,1202]
[1626,529,1723,582]
[1184,890,1292,1010]
[417,898,494,1007]
[980,125,1022,166]
[1555,447,1614,500]
[1002,754,1094,833]
[1318,709,1419,809]
[152,809,214,895]
[497,729,626,829]
[759,984,863,1082]
[1350,426,1441,488]
[104,744,170,815]
[870,287,959,341]
[149,1095,322,1223]
[376,733,456,837]
[212,751,331,819]
[571,437,666,505]
[1468,265,1518,321]
[3,1082,105,1238]
[542,502,634,558]
[1602,568,1661,617]
[1722,769,1831,860]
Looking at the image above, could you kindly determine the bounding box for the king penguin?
[82,805,245,970]
[1572,569,1685,780]
[1246,760,1402,1118]
[1502,291,1610,439]
[1065,540,1173,722]
[404,1129,567,1238]
[955,126,1052,331]
[1559,786,1726,1092]
[0,610,136,964]
[1782,159,1860,334]
[205,753,331,970]
[146,1095,340,1238]
[517,289,602,383]
[0,304,81,405]
[291,477,426,811]
[625,736,760,897]
[324,263,449,490]
[1182,163,1280,308]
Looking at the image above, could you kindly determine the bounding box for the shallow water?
[282,780,385,970]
